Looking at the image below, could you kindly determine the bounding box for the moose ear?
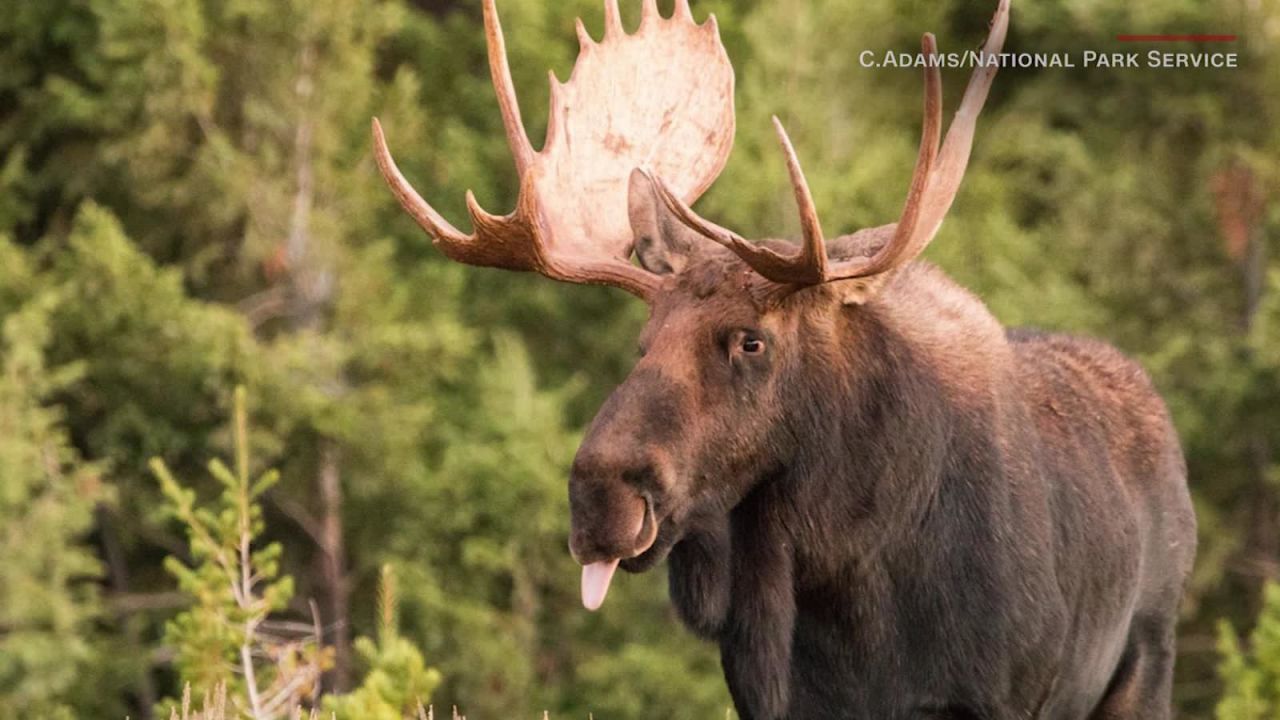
[628,169,695,276]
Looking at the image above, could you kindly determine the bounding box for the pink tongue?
[581,559,620,611]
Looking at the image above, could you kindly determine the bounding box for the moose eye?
[725,329,768,363]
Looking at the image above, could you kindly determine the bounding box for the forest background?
[2,0,1279,717]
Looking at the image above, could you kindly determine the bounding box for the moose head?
[373,0,1009,611]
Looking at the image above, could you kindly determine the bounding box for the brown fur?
[567,194,1196,719]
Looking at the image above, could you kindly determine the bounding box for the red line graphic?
[1116,34,1237,42]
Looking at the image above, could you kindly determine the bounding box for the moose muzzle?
[568,461,661,610]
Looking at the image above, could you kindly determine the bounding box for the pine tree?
[0,255,105,718]
[1217,582,1280,719]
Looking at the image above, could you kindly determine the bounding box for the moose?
[371,0,1196,717]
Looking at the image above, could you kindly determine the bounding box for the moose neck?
[774,264,1015,569]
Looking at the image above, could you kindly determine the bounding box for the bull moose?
[371,0,1197,717]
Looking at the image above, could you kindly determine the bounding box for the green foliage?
[154,392,442,719]
[1217,583,1280,719]
[325,565,441,720]
[152,387,325,717]
[0,254,105,718]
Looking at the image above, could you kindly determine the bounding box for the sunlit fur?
[568,203,1197,719]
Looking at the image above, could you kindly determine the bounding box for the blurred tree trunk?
[318,440,352,691]
[283,37,352,690]
[1214,162,1275,601]
[1242,225,1273,597]
[98,508,157,720]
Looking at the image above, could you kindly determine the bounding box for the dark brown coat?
[568,219,1196,720]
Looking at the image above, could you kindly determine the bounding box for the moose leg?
[720,486,796,720]
[668,516,731,639]
[1087,617,1176,720]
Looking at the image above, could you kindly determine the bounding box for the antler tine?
[772,117,829,283]
[645,169,755,252]
[575,18,595,51]
[603,0,624,39]
[673,0,692,21]
[645,115,834,285]
[912,0,1009,244]
[648,169,827,285]
[482,0,535,176]
[831,0,1006,281]
[647,169,746,248]
[640,0,659,27]
[544,71,567,154]
[647,118,830,285]
[371,118,472,248]
[843,32,944,278]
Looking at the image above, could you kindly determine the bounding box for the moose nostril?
[571,450,663,491]
[567,491,649,563]
[621,464,658,492]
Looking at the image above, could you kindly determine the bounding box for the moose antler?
[372,0,736,300]
[652,0,1009,291]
